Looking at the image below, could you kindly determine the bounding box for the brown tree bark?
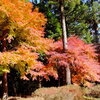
[60,0,67,51]
[2,39,8,100]
[2,72,8,100]
[40,0,44,3]
[93,20,98,43]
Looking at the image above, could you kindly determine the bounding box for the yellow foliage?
[0,0,54,80]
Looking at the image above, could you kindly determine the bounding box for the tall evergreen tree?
[35,0,100,43]
[32,0,62,41]
[85,0,100,43]
[59,0,71,85]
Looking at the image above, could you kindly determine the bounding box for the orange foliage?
[47,36,100,85]
[0,0,46,31]
[0,0,54,80]
[0,46,47,80]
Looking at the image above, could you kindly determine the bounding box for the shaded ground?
[0,85,100,100]
[0,96,44,100]
[0,96,100,100]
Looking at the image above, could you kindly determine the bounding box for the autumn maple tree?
[0,0,56,99]
[47,36,100,86]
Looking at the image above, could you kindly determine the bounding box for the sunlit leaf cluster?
[0,0,54,80]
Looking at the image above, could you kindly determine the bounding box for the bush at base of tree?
[32,85,86,100]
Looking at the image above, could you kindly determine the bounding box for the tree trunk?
[94,29,98,43]
[40,0,44,3]
[2,72,8,100]
[60,0,67,51]
[66,66,71,85]
[93,20,98,43]
[60,0,71,85]
[37,76,42,88]
[2,39,8,100]
[38,81,42,88]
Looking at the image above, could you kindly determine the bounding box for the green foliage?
[37,0,62,41]
[25,0,30,2]
[36,0,100,43]
[83,0,100,43]
[64,1,93,43]
[38,53,47,63]
[45,17,62,40]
